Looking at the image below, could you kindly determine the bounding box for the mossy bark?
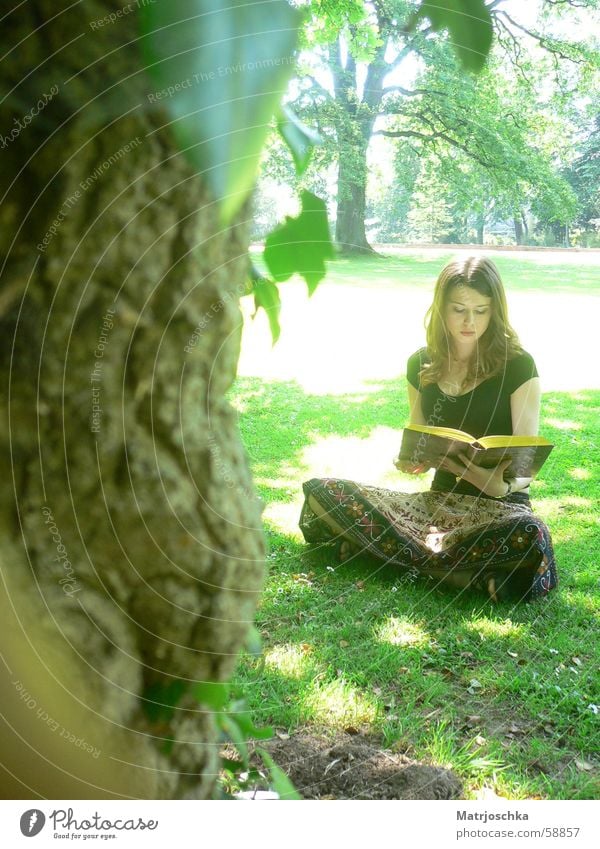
[0,0,264,798]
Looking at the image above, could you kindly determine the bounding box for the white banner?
[0,800,598,848]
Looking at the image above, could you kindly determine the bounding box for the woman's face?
[444,284,492,352]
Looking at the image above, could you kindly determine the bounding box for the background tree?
[286,0,599,252]
[563,112,600,245]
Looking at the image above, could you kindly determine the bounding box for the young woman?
[299,257,558,602]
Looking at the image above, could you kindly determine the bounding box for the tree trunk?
[329,38,381,256]
[476,214,485,244]
[0,1,264,799]
[513,215,525,245]
[335,139,373,254]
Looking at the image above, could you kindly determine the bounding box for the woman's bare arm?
[511,377,541,436]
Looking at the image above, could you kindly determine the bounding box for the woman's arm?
[511,377,541,436]
[394,384,428,473]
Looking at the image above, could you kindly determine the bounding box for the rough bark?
[476,214,485,244]
[335,140,373,254]
[513,213,526,245]
[0,1,264,798]
[330,38,387,255]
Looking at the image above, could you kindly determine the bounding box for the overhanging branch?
[494,8,588,63]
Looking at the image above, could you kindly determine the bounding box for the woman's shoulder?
[508,347,536,363]
[504,348,539,391]
[406,347,431,390]
[407,346,431,366]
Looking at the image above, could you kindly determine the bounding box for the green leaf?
[264,190,334,295]
[230,709,274,741]
[160,736,176,756]
[142,679,188,723]
[193,680,230,710]
[407,1,493,72]
[219,714,249,768]
[257,748,302,799]
[277,105,321,175]
[253,278,282,344]
[140,0,300,223]
[245,625,264,658]
[220,757,245,774]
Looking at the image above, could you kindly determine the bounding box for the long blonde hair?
[420,256,522,388]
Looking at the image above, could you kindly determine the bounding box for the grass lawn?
[228,249,600,800]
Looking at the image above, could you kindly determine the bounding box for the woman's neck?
[449,348,475,366]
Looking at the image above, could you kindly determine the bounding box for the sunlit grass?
[264,644,313,680]
[303,679,379,728]
[464,618,527,640]
[376,616,430,648]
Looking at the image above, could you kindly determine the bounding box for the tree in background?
[563,113,600,246]
[280,0,599,251]
[406,164,455,242]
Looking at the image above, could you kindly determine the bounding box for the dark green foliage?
[407,0,493,72]
[142,679,188,723]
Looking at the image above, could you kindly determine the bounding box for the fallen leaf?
[474,735,487,746]
[465,715,482,726]
[571,657,582,666]
[339,640,349,648]
[575,759,594,772]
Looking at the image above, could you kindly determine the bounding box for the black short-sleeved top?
[406,347,539,496]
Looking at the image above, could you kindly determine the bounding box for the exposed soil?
[251,730,463,800]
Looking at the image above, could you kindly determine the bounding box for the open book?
[398,424,554,479]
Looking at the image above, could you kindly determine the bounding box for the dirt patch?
[252,730,463,800]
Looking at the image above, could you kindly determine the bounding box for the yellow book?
[399,424,554,479]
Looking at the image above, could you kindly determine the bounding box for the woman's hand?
[394,457,428,474]
[441,452,513,498]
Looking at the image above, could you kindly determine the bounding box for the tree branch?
[495,9,588,63]
[382,85,446,98]
[375,108,496,170]
[300,74,334,103]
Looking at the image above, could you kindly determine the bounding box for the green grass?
[230,251,600,800]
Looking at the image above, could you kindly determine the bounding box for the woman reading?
[299,257,558,602]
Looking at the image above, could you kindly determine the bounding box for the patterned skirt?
[299,478,558,602]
